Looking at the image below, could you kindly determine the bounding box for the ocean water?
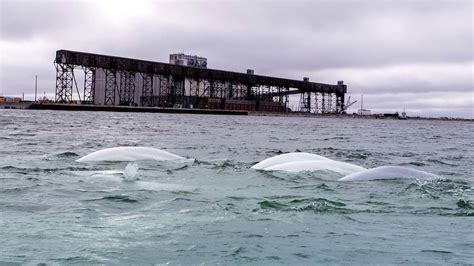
[1,110,473,264]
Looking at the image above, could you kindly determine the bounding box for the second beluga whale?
[251,152,366,175]
[338,166,440,182]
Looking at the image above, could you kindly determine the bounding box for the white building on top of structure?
[169,53,207,68]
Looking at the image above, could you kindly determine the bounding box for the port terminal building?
[54,50,347,113]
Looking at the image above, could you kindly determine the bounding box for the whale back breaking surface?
[265,160,367,175]
[251,152,331,170]
[251,152,366,175]
[338,166,439,182]
[76,147,185,162]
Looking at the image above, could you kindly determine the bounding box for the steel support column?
[55,63,75,103]
[82,66,96,104]
[141,73,153,106]
[226,82,234,98]
[299,92,311,113]
[157,75,169,107]
[189,79,200,97]
[316,93,322,114]
[331,93,337,113]
[215,81,225,98]
[119,71,135,106]
[321,93,326,113]
[104,69,117,105]
[172,77,185,106]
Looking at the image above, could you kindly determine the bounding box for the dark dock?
[29,103,249,115]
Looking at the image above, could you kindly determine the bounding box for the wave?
[0,184,40,193]
[85,195,139,203]
[426,159,458,166]
[456,199,472,209]
[56,151,80,158]
[2,165,91,174]
[257,197,352,214]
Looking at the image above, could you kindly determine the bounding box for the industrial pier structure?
[54,50,347,113]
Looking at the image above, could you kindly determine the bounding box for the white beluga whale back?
[252,152,366,175]
[265,160,367,175]
[251,152,331,170]
[76,147,185,162]
[338,166,439,182]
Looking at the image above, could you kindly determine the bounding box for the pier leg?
[119,71,136,106]
[141,73,153,106]
[55,63,75,103]
[104,69,117,105]
[82,67,96,104]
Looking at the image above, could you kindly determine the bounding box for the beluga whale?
[251,152,331,170]
[264,160,367,175]
[252,152,366,175]
[338,166,439,182]
[76,146,186,162]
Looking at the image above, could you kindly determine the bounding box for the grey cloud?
[2,0,471,70]
[0,1,90,41]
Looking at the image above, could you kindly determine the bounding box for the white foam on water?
[70,170,124,177]
[338,166,439,182]
[123,162,139,181]
[133,181,195,192]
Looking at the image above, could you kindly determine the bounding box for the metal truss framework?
[104,69,117,105]
[55,63,75,103]
[140,73,154,106]
[82,66,96,103]
[54,50,347,113]
[298,92,343,114]
[157,75,170,107]
[119,71,135,106]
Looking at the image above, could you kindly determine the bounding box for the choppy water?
[1,110,473,264]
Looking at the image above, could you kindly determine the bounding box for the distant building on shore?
[357,95,371,115]
[0,96,22,103]
[357,108,371,115]
[0,96,32,109]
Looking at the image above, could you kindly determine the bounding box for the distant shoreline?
[1,102,472,122]
[250,111,474,122]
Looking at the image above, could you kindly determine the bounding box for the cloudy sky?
[0,0,472,117]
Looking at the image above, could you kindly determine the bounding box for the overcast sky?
[0,0,472,117]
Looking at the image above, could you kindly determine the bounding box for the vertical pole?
[35,75,38,102]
